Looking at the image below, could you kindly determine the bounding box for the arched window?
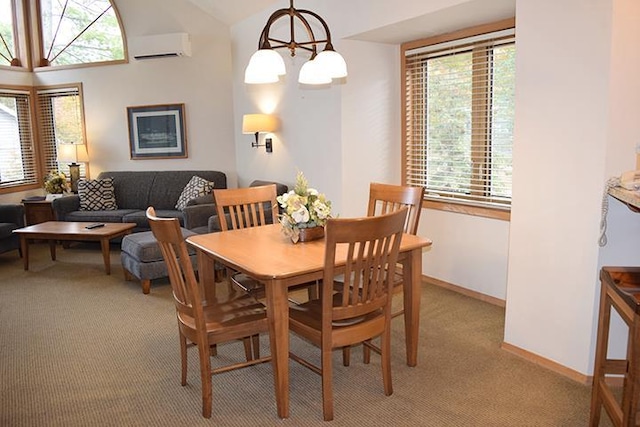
[0,0,21,66]
[2,0,125,69]
[37,0,125,67]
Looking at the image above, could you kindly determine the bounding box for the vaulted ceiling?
[186,0,280,25]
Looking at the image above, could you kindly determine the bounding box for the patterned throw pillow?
[175,176,215,210]
[78,178,118,211]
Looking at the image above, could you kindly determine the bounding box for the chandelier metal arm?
[257,1,335,59]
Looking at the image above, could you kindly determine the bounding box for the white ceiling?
[187,0,280,25]
[187,0,515,45]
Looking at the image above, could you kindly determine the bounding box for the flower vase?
[297,226,324,243]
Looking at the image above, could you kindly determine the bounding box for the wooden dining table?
[186,223,432,419]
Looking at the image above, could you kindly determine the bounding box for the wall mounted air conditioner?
[129,33,192,60]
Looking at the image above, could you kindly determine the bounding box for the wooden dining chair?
[288,208,408,421]
[340,182,424,365]
[146,207,271,418]
[368,182,425,317]
[213,185,317,302]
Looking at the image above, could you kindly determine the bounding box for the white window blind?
[0,88,38,188]
[403,28,515,211]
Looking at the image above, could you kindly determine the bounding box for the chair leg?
[321,347,334,421]
[197,339,213,418]
[252,334,261,359]
[243,338,253,361]
[363,340,371,364]
[180,333,188,386]
[381,328,393,396]
[342,346,351,366]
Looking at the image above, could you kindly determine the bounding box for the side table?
[22,199,55,225]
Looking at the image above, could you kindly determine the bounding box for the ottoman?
[121,229,197,294]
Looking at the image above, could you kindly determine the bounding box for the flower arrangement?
[44,170,70,194]
[277,171,332,243]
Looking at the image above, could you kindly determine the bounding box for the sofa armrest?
[51,196,80,221]
[0,204,25,227]
[182,203,217,231]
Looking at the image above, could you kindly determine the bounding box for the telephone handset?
[620,170,640,190]
[600,171,640,247]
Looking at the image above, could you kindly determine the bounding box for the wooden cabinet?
[22,200,55,225]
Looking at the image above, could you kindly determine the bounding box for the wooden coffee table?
[14,221,136,274]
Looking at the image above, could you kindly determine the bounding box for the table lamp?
[57,143,89,193]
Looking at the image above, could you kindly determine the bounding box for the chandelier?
[244,0,347,85]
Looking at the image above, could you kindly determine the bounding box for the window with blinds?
[0,88,38,189]
[0,84,86,192]
[36,85,87,179]
[402,23,515,214]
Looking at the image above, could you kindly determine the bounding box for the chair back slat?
[367,182,424,235]
[324,208,408,323]
[214,185,279,231]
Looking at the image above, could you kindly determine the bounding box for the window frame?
[401,18,515,221]
[1,0,127,71]
[0,82,87,194]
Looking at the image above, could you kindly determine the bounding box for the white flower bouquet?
[277,172,332,243]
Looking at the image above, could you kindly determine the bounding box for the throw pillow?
[78,178,118,211]
[175,175,215,210]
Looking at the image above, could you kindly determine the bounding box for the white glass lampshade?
[298,59,332,85]
[244,49,286,84]
[315,50,348,78]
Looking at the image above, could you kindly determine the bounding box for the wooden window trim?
[401,18,515,222]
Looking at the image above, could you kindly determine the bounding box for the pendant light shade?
[314,49,348,79]
[244,49,286,84]
[298,59,332,85]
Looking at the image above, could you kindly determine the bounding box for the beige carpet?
[0,242,606,426]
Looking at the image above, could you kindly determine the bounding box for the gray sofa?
[0,204,25,256]
[52,170,226,232]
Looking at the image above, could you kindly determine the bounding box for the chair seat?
[178,292,268,336]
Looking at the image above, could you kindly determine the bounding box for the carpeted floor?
[0,242,608,426]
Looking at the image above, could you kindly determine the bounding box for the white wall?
[232,0,640,377]
[505,0,639,375]
[0,0,238,204]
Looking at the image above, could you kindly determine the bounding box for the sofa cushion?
[175,176,215,210]
[64,209,138,223]
[78,178,118,211]
[123,210,184,229]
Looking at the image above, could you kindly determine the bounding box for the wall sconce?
[242,114,279,153]
[57,143,89,192]
[244,0,347,85]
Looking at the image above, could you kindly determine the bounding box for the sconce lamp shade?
[242,114,279,134]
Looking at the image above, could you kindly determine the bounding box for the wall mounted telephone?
[620,170,640,190]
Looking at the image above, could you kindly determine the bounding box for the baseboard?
[500,342,591,385]
[423,275,506,308]
[421,275,595,385]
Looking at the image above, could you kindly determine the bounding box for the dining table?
[186,223,432,419]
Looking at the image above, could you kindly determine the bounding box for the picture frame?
[127,103,187,159]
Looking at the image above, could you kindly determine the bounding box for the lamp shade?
[298,59,332,85]
[244,49,286,84]
[58,143,89,163]
[315,50,348,78]
[242,114,279,134]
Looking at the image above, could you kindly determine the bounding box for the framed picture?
[127,103,187,159]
